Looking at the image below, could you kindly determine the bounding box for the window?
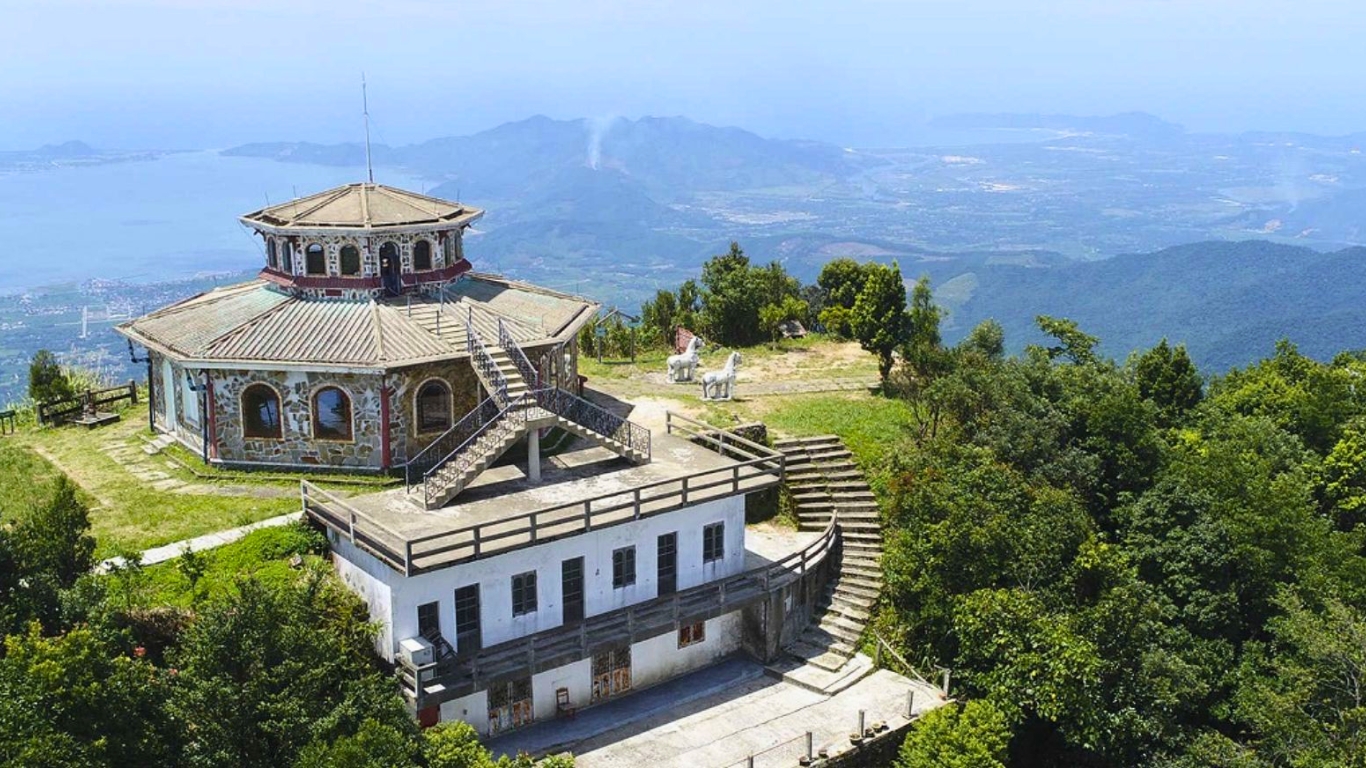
[591,647,631,702]
[612,546,636,588]
[280,241,294,273]
[340,245,361,275]
[416,380,451,433]
[242,384,282,439]
[678,621,705,648]
[703,522,725,563]
[413,240,432,271]
[305,243,326,275]
[511,571,537,616]
[266,239,278,270]
[417,601,440,640]
[312,386,352,441]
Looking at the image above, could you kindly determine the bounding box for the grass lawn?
[7,403,305,557]
[126,523,329,607]
[755,392,919,469]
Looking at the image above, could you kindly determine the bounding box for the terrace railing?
[466,316,509,406]
[404,395,501,491]
[304,415,785,575]
[534,387,651,461]
[400,511,839,707]
[421,392,536,507]
[497,318,540,388]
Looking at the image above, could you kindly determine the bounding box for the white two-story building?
[304,412,835,735]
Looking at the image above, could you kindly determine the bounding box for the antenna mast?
[362,73,374,183]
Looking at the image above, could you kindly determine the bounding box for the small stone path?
[96,510,303,573]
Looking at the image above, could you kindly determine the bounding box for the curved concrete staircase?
[774,435,883,672]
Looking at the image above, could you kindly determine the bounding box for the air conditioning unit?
[399,636,434,666]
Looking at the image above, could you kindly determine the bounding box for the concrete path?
[486,656,948,768]
[96,510,303,572]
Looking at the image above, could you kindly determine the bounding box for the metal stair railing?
[497,318,540,388]
[422,392,535,507]
[404,395,501,491]
[466,313,509,405]
[534,386,651,461]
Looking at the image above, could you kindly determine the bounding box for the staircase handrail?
[869,629,934,687]
[422,392,534,507]
[535,386,651,461]
[497,318,540,388]
[466,317,509,405]
[404,395,501,490]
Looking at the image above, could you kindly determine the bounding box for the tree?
[0,625,177,767]
[959,320,1005,362]
[1132,339,1203,426]
[897,700,1011,768]
[638,289,678,348]
[1035,316,1099,366]
[758,296,809,344]
[905,276,945,381]
[294,719,422,768]
[423,721,494,768]
[1324,418,1366,530]
[817,258,869,310]
[28,349,73,405]
[850,261,907,380]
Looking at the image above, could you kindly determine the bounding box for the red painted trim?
[380,380,392,469]
[205,374,218,460]
[257,259,472,293]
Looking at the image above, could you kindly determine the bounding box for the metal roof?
[116,274,597,370]
[239,183,484,231]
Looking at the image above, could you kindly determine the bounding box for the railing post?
[858,709,866,737]
[942,668,952,696]
[907,690,915,719]
[681,476,689,505]
[349,510,356,543]
[806,732,813,761]
[405,541,412,577]
[583,500,593,530]
[530,512,538,543]
[733,464,740,492]
[473,528,481,558]
[875,639,883,667]
[633,488,641,520]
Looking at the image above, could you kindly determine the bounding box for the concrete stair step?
[818,618,865,644]
[833,581,881,602]
[798,628,856,656]
[824,598,872,622]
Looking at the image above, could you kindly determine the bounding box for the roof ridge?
[285,186,352,225]
[370,300,386,361]
[200,294,298,356]
[372,184,445,219]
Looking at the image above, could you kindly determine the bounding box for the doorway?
[562,557,584,624]
[453,585,481,655]
[657,532,677,596]
[380,242,401,296]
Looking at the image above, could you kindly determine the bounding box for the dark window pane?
[413,240,432,271]
[417,381,452,432]
[313,387,351,441]
[242,384,281,439]
[305,243,326,275]
[703,522,724,563]
[612,546,635,588]
[340,245,361,275]
[512,571,537,616]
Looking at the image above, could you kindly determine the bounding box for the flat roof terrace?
[303,419,785,575]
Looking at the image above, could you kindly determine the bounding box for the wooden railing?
[401,513,840,707]
[37,381,138,426]
[303,416,785,575]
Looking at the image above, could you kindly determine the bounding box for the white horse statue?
[701,351,742,401]
[666,336,705,383]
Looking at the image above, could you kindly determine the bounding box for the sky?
[3,0,1365,149]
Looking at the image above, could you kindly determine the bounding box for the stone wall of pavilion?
[209,368,386,470]
[387,361,483,465]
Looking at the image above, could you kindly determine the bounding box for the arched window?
[413,240,433,271]
[305,243,326,275]
[242,384,282,439]
[267,239,278,270]
[340,245,361,276]
[281,241,294,273]
[416,380,452,433]
[312,386,352,441]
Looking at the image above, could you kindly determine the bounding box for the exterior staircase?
[404,321,652,510]
[774,435,883,672]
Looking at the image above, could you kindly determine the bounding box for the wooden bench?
[0,410,14,435]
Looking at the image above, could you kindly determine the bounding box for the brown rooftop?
[240,183,484,231]
[115,273,597,371]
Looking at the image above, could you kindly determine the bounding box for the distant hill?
[223,115,868,202]
[924,240,1366,371]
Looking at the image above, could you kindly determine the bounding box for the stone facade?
[209,368,386,470]
[264,230,464,300]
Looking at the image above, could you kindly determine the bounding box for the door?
[562,557,584,624]
[657,532,677,596]
[380,242,401,296]
[453,585,481,655]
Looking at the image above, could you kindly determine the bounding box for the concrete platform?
[485,656,948,768]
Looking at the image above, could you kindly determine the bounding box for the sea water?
[0,151,427,293]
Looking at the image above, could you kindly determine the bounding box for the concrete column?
[528,428,541,482]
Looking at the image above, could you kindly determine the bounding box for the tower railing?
[466,314,509,405]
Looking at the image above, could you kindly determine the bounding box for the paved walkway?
[96,510,303,572]
[487,657,947,768]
